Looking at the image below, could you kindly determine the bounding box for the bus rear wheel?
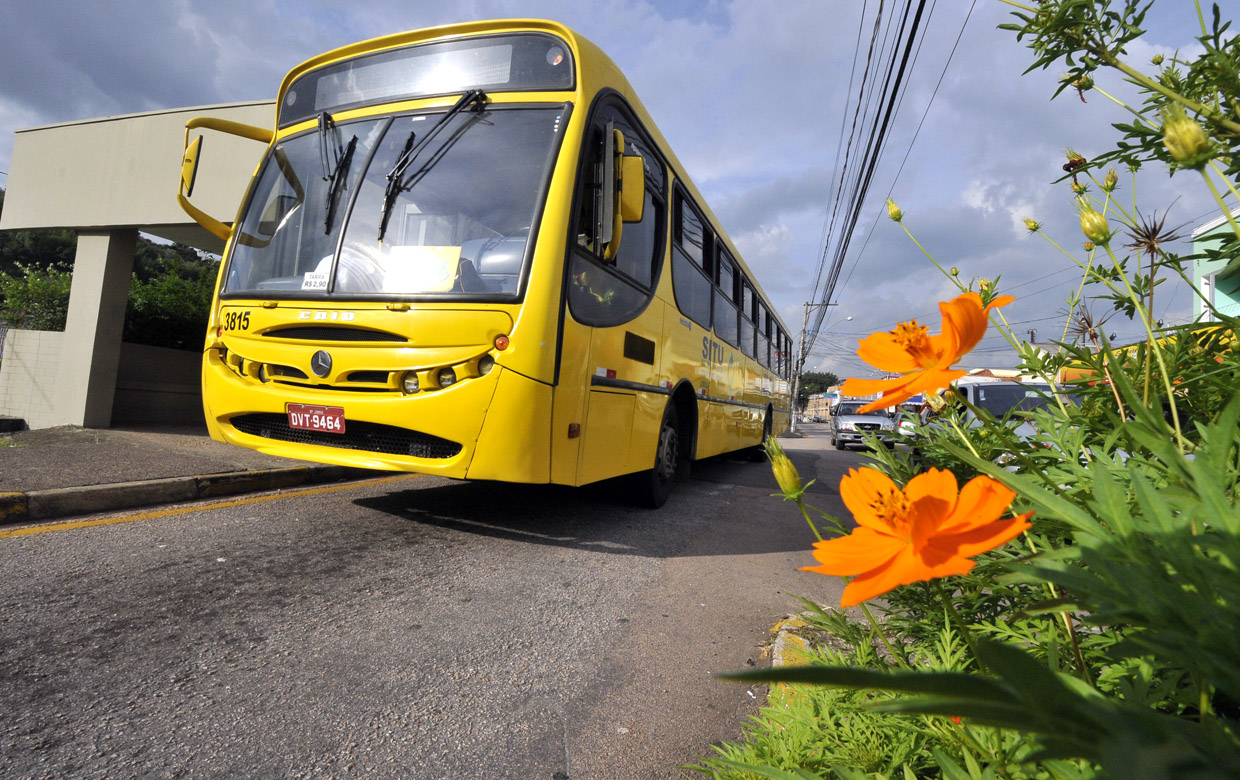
[635,404,680,509]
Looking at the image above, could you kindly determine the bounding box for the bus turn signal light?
[494,335,510,351]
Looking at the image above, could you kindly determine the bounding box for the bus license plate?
[287,403,346,434]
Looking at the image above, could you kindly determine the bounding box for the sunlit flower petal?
[841,292,1009,412]
[838,467,903,534]
[801,528,906,577]
[839,546,974,608]
[803,467,1032,607]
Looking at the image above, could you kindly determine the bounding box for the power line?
[806,0,931,360]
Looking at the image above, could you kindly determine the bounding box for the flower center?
[869,488,913,538]
[891,320,939,368]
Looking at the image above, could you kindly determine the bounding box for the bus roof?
[275,19,788,336]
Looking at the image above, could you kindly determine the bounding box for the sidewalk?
[0,425,371,525]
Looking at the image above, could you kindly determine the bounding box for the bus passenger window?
[567,104,665,327]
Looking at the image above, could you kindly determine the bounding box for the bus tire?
[636,404,680,509]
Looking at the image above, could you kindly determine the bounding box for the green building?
[1192,210,1240,321]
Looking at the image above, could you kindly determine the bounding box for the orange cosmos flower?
[802,467,1032,608]
[841,292,1012,413]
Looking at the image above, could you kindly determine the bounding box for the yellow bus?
[178,19,792,507]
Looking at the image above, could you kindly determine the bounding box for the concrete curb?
[0,465,372,526]
[769,616,815,668]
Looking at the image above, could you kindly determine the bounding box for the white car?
[829,402,896,450]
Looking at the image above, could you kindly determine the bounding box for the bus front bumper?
[204,357,543,479]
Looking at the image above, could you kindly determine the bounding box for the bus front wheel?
[636,404,680,509]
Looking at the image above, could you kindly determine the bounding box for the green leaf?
[720,665,1012,703]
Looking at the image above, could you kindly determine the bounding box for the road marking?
[0,474,425,539]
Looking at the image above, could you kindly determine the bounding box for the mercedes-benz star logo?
[310,350,333,378]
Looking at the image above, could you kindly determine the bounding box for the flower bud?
[950,267,959,276]
[765,439,804,500]
[886,198,903,222]
[1151,53,1164,65]
[1077,200,1112,245]
[1161,107,1212,169]
[1084,241,1095,252]
[1102,168,1118,192]
[1072,181,1089,195]
[1023,218,1041,233]
[979,278,993,293]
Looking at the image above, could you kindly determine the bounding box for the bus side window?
[739,278,756,358]
[713,248,739,347]
[670,188,713,329]
[568,104,665,327]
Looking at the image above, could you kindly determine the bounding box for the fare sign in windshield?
[287,403,345,434]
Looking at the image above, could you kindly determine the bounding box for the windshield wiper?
[378,89,487,242]
[318,112,358,234]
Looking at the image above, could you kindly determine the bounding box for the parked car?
[829,402,896,450]
[903,381,1066,450]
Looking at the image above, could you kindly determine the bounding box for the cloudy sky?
[0,0,1227,379]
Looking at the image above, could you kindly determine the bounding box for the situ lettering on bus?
[701,336,729,365]
[298,311,357,321]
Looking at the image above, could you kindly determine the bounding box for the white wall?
[0,330,205,428]
[0,329,65,430]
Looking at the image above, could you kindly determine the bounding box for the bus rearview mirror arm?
[177,116,275,242]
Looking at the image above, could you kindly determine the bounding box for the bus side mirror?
[181,135,202,198]
[176,116,274,242]
[602,126,646,262]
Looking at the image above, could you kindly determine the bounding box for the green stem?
[858,602,911,669]
[1102,54,1240,136]
[795,498,823,542]
[1021,532,1092,686]
[1208,160,1240,206]
[900,223,967,292]
[934,580,987,674]
[1201,168,1240,243]
[1101,242,1185,451]
[947,414,982,459]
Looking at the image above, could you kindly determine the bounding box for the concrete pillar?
[53,229,137,427]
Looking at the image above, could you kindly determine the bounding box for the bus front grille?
[263,326,407,343]
[230,413,462,459]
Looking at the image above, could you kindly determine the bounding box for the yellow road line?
[0,473,425,539]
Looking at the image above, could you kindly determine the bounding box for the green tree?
[0,262,73,330]
[797,370,840,407]
[0,189,219,349]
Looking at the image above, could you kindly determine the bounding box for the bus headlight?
[437,368,457,388]
[478,355,495,375]
[401,371,420,394]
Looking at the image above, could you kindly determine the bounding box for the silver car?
[830,402,896,450]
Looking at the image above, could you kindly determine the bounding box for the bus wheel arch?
[669,382,698,476]
[633,384,695,508]
[748,404,774,462]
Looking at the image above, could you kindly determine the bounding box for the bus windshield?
[223,104,566,300]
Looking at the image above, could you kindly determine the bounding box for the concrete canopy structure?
[0,101,275,429]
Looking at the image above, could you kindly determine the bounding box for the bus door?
[564,104,666,485]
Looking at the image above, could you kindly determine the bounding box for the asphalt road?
[0,426,865,779]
